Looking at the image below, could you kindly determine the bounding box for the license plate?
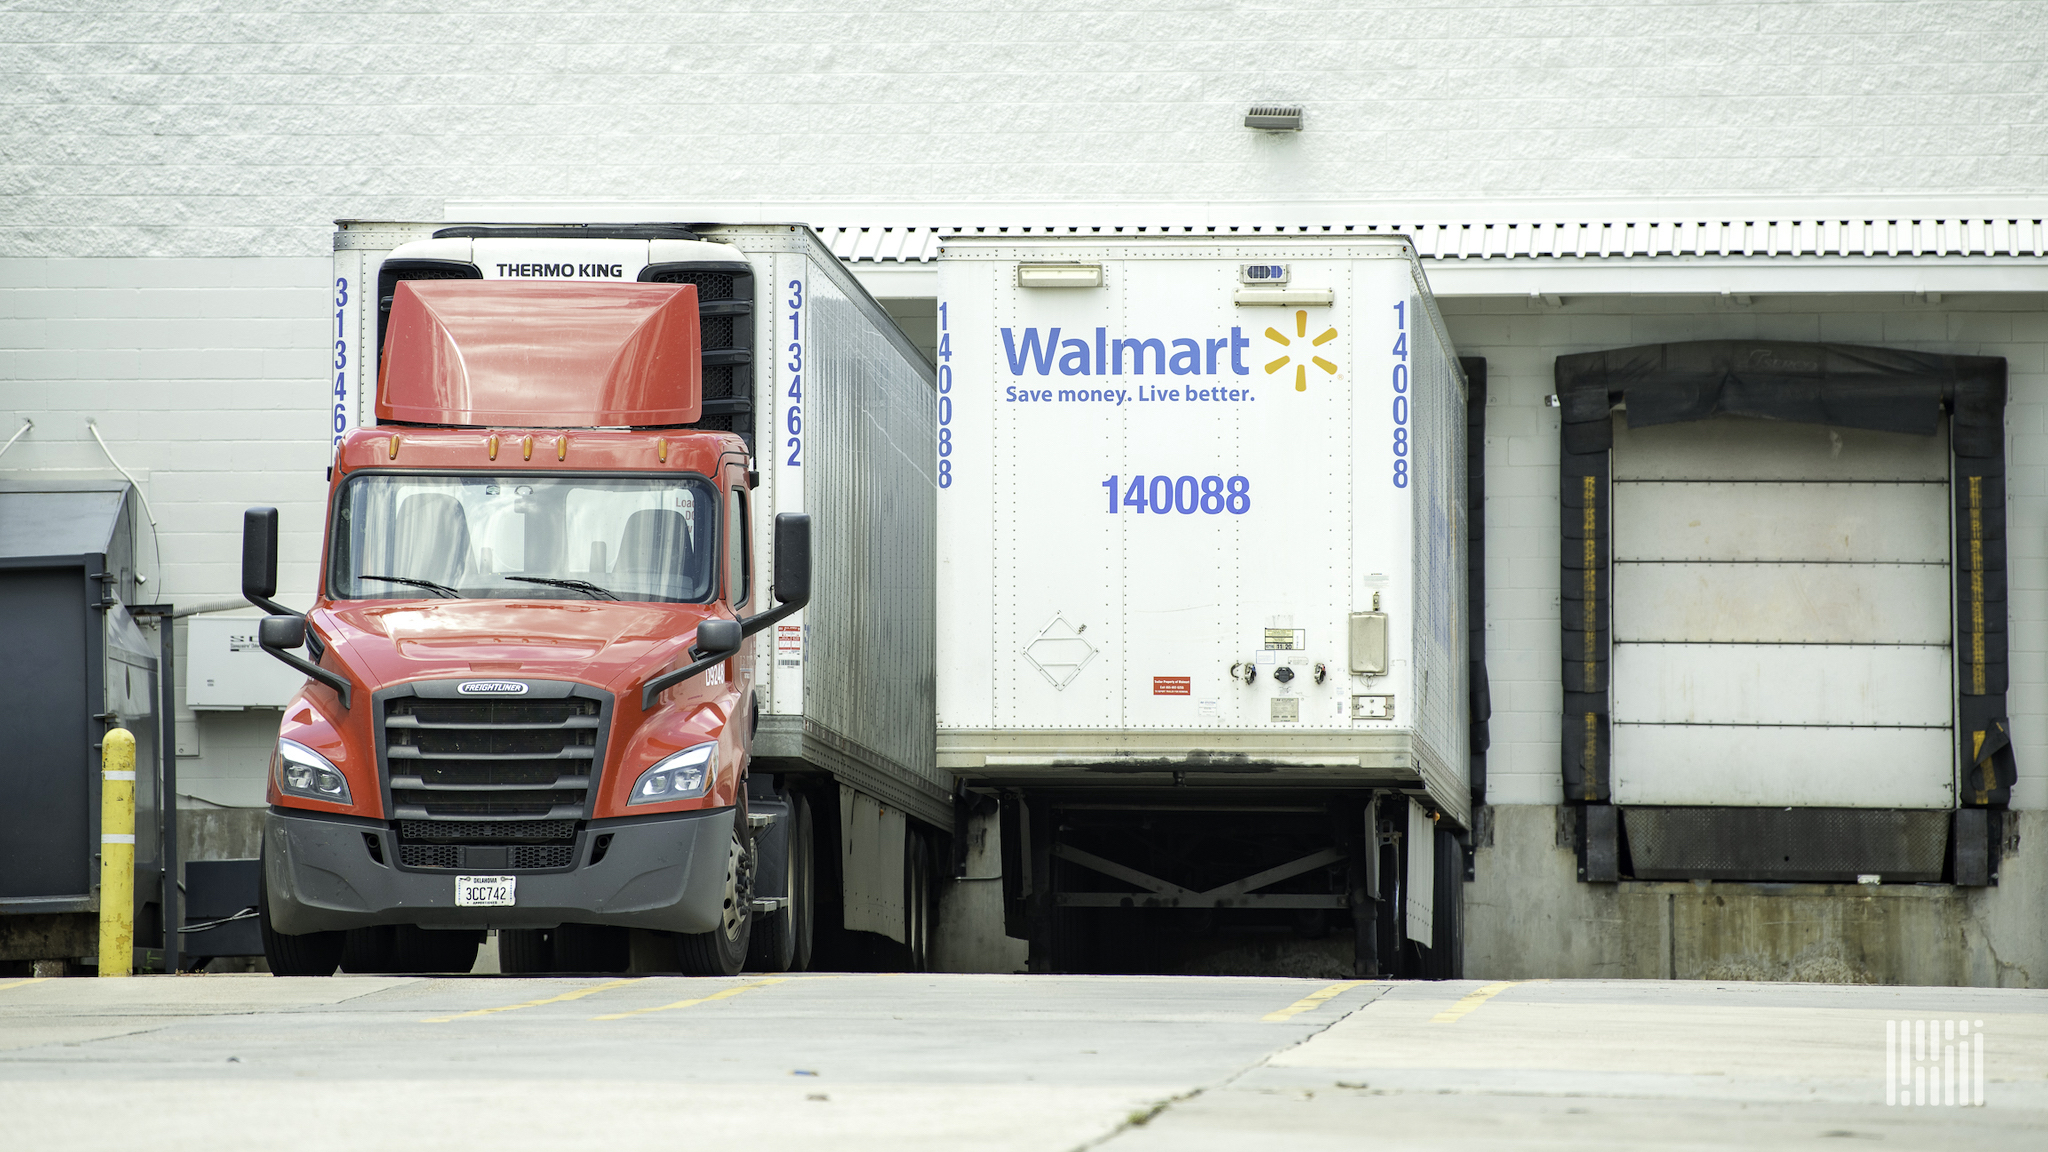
[456,875,516,907]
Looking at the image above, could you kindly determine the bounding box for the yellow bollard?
[98,728,136,977]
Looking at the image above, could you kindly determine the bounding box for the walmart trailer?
[936,236,1479,975]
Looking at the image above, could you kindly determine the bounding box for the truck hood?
[317,599,710,695]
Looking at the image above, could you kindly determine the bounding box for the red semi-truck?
[247,277,811,975]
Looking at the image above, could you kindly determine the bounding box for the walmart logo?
[1263,310,1340,392]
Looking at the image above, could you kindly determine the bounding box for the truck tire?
[498,929,553,973]
[676,824,752,975]
[746,791,813,972]
[258,855,343,977]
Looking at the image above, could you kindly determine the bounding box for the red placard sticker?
[1153,676,1192,696]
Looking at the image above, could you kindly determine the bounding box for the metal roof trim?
[814,218,2048,264]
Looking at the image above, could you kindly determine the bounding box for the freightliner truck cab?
[247,275,809,976]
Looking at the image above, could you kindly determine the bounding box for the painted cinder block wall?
[4,4,2045,964]
[6,1,2044,260]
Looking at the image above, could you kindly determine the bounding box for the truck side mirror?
[641,616,746,712]
[242,507,294,617]
[772,513,811,607]
[254,611,353,710]
[259,615,307,650]
[692,618,742,661]
[243,508,351,707]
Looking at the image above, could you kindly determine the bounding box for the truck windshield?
[329,473,720,604]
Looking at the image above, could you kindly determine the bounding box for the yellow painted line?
[1262,979,1370,1022]
[1431,979,1541,1023]
[0,978,50,993]
[594,976,788,1020]
[422,977,648,1023]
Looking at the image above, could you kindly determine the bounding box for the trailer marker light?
[1017,263,1103,289]
[1234,288,1334,307]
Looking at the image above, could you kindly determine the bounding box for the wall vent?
[1244,105,1303,131]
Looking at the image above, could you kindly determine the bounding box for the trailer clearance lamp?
[274,739,352,803]
[1016,263,1103,289]
[629,742,717,805]
[1234,287,1334,306]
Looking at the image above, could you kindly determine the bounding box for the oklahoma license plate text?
[456,875,516,907]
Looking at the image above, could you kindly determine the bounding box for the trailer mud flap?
[838,785,906,944]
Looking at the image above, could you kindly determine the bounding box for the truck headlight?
[629,742,717,805]
[275,739,352,804]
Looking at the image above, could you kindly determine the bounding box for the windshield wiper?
[359,574,462,599]
[504,576,621,601]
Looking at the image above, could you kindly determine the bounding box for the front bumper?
[264,805,733,935]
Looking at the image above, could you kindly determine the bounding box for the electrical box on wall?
[185,616,304,709]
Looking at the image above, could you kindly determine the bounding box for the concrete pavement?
[0,974,2041,1150]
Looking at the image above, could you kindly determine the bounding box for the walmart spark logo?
[1263,310,1340,391]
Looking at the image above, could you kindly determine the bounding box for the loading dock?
[1554,341,2013,885]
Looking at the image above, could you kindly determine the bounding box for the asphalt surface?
[1,973,2043,1150]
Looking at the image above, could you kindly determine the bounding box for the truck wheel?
[258,854,343,977]
[498,929,553,973]
[677,825,752,976]
[746,792,813,972]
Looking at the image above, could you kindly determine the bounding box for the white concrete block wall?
[1441,293,2048,810]
[6,3,2045,809]
[0,257,332,805]
[4,2,2046,260]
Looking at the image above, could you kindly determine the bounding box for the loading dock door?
[1609,418,1954,808]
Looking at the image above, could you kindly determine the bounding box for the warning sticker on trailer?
[1153,676,1192,696]
[777,624,803,668]
[1263,628,1305,650]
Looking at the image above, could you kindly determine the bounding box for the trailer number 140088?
[1102,474,1251,515]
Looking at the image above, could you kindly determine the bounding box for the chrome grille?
[381,685,606,871]
[385,696,598,819]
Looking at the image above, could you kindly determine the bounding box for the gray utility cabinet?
[0,482,164,962]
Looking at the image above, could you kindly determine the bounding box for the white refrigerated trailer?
[936,236,1475,975]
[329,221,944,969]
